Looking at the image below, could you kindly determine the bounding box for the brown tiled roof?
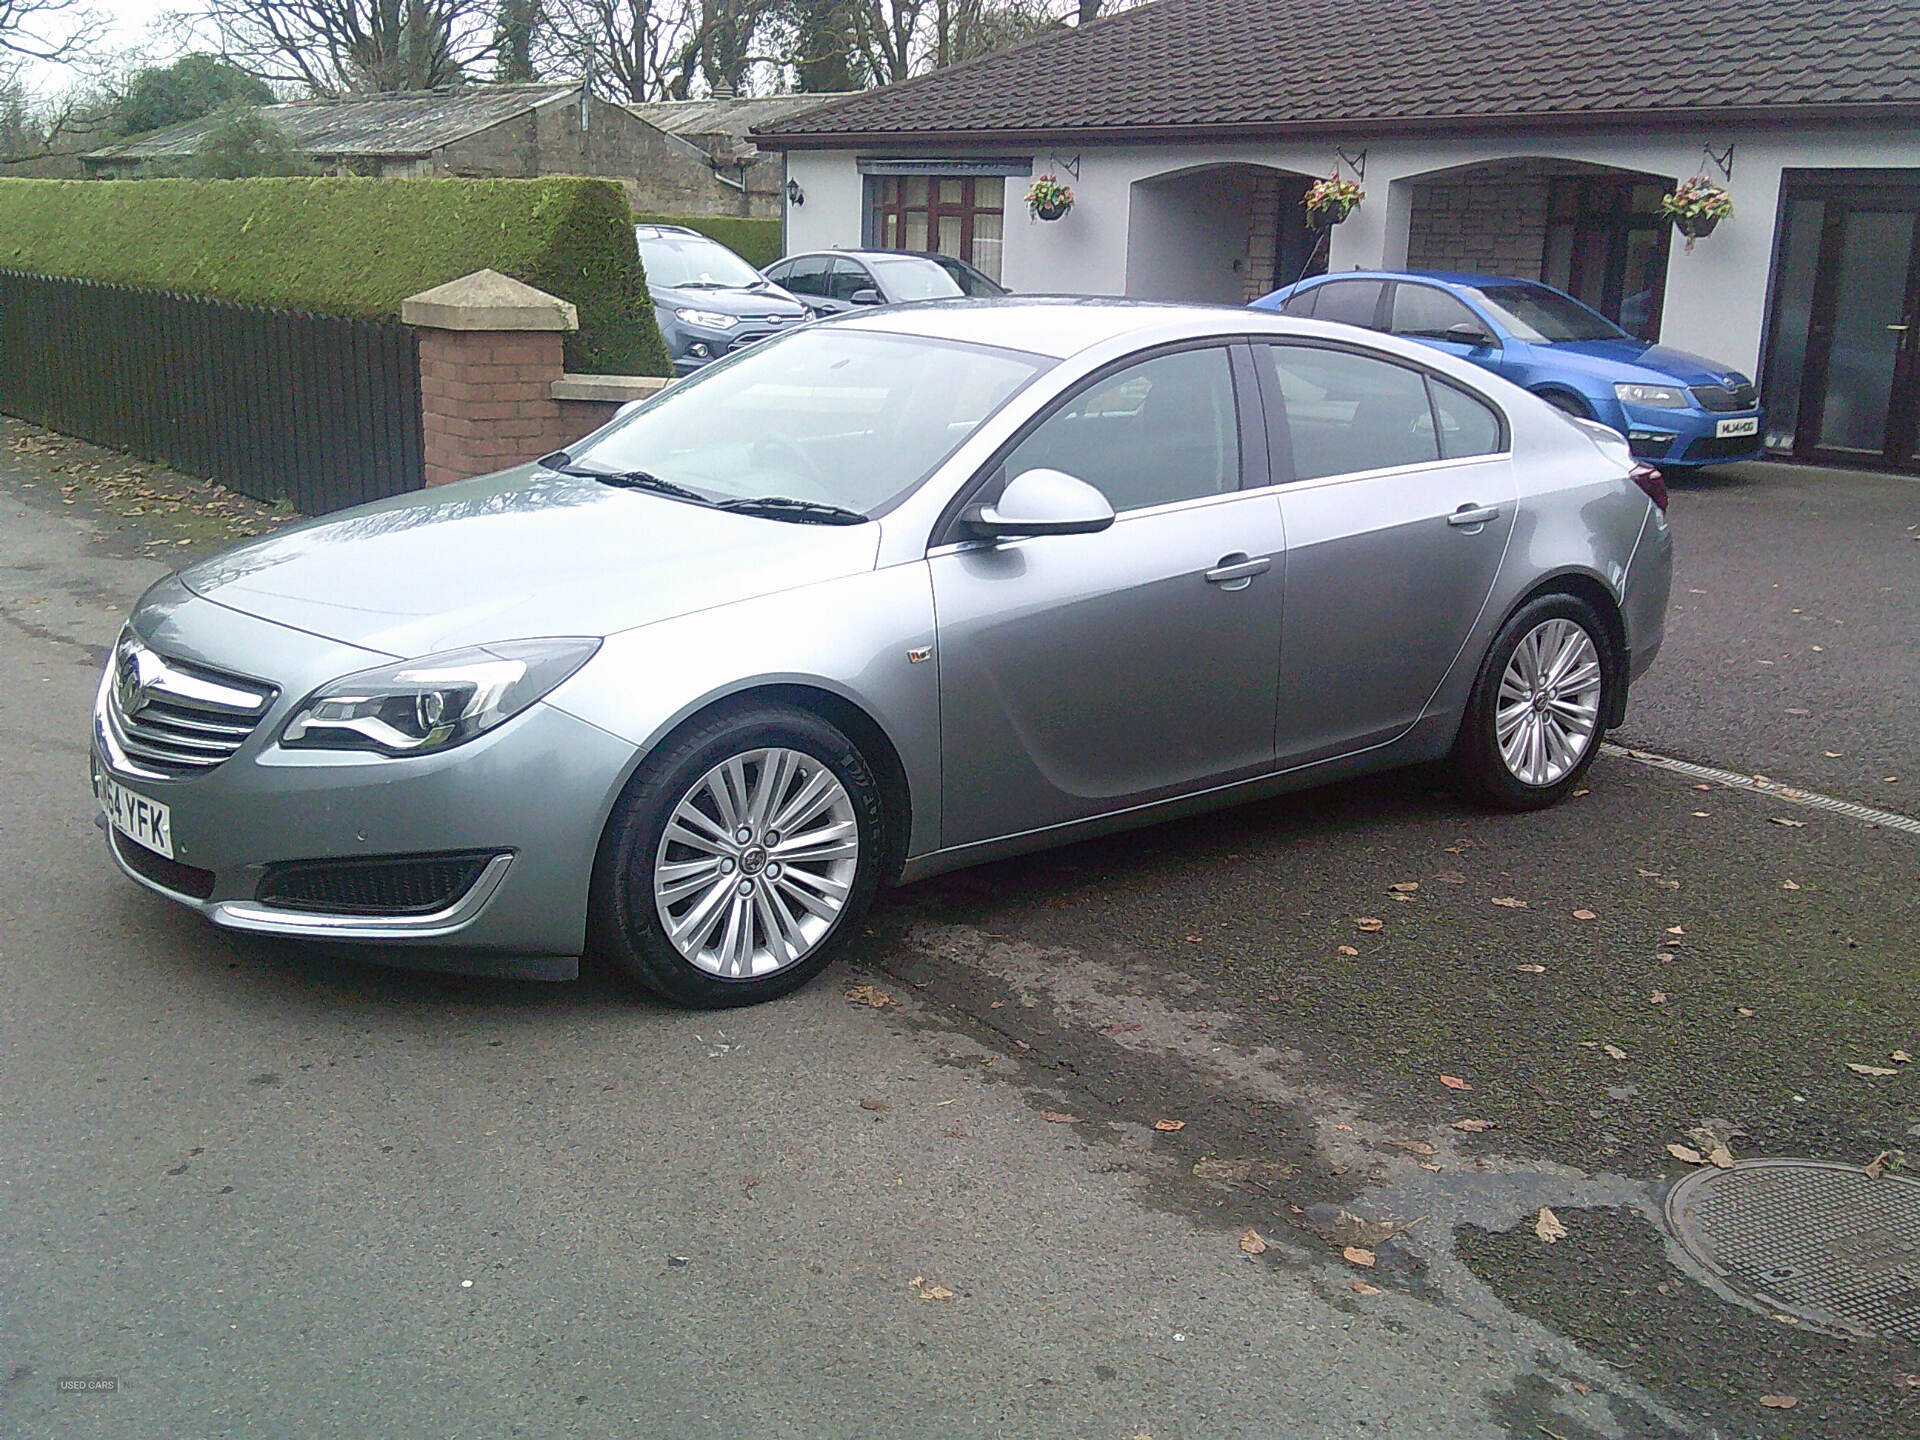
[755,0,1920,146]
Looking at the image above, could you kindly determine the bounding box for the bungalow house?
[755,0,1920,471]
[82,84,775,218]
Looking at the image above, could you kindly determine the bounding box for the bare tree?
[191,0,506,93]
[0,0,107,63]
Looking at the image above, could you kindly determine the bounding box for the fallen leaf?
[1336,945,1359,957]
[1649,991,1669,1004]
[1452,1118,1496,1132]
[1758,1395,1797,1410]
[1342,1245,1376,1267]
[1389,1139,1437,1157]
[1693,810,1711,817]
[1433,870,1467,884]
[1848,1063,1899,1077]
[1516,963,1547,973]
[1571,788,1590,797]
[1667,1143,1706,1165]
[1349,1281,1381,1294]
[1825,750,1842,758]
[1570,1381,1591,1396]
[1388,882,1420,893]
[1573,909,1597,921]
[1667,926,1686,935]
[859,1097,889,1111]
[1694,783,1711,791]
[1864,1150,1893,1180]
[1738,1007,1755,1017]
[1894,1051,1912,1064]
[1438,1074,1473,1091]
[1355,917,1384,932]
[1535,1207,1567,1243]
[1768,817,1806,828]
[1388,892,1417,902]
[1153,1119,1186,1132]
[1100,1021,1141,1035]
[1491,896,1529,909]
[845,985,895,1008]
[1239,1229,1269,1255]
[989,1000,1004,1009]
[1656,952,1676,961]
[1781,879,1801,891]
[1709,1145,1735,1169]
[1041,1111,1078,1123]
[1603,1044,1628,1060]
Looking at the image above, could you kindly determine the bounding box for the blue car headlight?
[675,308,740,331]
[1614,382,1690,409]
[281,639,600,756]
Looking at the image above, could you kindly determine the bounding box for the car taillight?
[1629,462,1668,512]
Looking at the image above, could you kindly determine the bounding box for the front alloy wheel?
[592,704,886,1007]
[1451,593,1615,810]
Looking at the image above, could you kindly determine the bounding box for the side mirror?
[1446,321,1499,347]
[850,287,883,306]
[962,468,1115,539]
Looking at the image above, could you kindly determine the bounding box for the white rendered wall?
[778,123,1920,379]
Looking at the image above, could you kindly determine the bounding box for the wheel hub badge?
[739,846,768,877]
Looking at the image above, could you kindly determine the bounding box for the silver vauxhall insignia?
[92,299,1672,1006]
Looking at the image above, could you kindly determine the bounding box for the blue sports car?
[1251,271,1763,469]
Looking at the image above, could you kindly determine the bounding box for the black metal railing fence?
[0,269,423,514]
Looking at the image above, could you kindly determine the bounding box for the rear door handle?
[1448,504,1501,528]
[1204,553,1271,590]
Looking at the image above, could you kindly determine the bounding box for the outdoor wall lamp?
[786,178,805,206]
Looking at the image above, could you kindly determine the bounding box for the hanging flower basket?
[1303,174,1363,230]
[1661,176,1733,252]
[1026,174,1074,221]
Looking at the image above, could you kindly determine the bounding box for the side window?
[778,256,829,298]
[1262,344,1440,479]
[1388,284,1484,341]
[1308,280,1385,329]
[828,257,875,303]
[1430,378,1505,458]
[1280,287,1319,317]
[1003,347,1240,514]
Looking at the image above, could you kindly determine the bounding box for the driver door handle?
[1448,504,1501,528]
[1204,554,1270,590]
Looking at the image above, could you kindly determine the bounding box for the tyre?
[1450,593,1615,811]
[590,704,886,1007]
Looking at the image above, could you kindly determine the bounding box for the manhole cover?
[1664,1159,1920,1340]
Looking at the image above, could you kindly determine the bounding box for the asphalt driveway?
[2,431,1915,1440]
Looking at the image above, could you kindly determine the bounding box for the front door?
[1765,176,1920,468]
[928,345,1285,849]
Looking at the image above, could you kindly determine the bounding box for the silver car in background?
[92,300,1672,1007]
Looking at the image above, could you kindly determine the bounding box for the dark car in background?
[762,249,968,316]
[635,223,811,375]
[1252,271,1764,469]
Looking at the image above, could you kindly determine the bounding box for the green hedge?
[0,177,671,375]
[634,213,783,270]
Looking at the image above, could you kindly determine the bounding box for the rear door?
[929,344,1286,848]
[1256,341,1515,764]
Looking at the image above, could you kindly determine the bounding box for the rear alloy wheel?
[1451,593,1614,811]
[591,705,885,1007]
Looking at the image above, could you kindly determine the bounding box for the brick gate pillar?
[401,269,579,488]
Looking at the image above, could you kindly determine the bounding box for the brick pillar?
[401,269,579,488]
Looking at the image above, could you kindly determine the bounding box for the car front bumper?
[1616,402,1765,469]
[90,604,638,972]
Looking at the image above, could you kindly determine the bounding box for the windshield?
[564,328,1047,515]
[636,232,768,290]
[1465,283,1627,344]
[869,256,966,302]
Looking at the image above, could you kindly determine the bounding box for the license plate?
[1715,416,1759,438]
[100,776,173,859]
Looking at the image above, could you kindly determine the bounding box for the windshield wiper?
[714,496,868,526]
[538,455,712,506]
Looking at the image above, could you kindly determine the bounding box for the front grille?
[256,851,501,916]
[110,828,216,899]
[104,632,275,776]
[725,327,781,355]
[1689,382,1759,413]
[1684,433,1766,463]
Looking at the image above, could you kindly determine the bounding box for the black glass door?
[1764,174,1920,468]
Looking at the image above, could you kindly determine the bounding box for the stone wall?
[1405,175,1551,279]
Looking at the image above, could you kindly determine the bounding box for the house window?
[866,175,1006,283]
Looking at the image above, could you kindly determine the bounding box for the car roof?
[1297,269,1542,290]
[634,223,704,237]
[776,249,945,266]
[829,295,1359,360]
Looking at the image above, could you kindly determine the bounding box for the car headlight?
[281,639,600,757]
[1614,382,1690,409]
[675,308,740,331]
